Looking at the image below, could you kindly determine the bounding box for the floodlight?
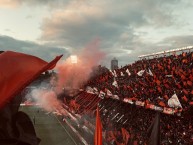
[70,55,77,64]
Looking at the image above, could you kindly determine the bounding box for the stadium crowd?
[87,51,193,110]
[99,98,193,144]
[63,50,193,144]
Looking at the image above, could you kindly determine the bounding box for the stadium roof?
[138,46,193,58]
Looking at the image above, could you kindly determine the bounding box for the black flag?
[147,113,160,145]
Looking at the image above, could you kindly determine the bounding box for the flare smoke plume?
[55,40,105,93]
[25,40,105,113]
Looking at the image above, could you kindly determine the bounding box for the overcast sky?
[0,0,193,67]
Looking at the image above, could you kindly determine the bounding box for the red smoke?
[26,40,105,115]
[55,40,105,94]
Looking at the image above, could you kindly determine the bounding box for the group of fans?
[87,51,193,110]
[64,50,193,144]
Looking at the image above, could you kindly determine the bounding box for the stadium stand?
[64,47,193,144]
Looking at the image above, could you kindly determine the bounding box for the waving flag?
[95,107,102,145]
[93,87,99,95]
[98,91,105,99]
[110,70,114,76]
[106,89,113,96]
[112,78,119,88]
[113,70,117,77]
[121,128,130,144]
[147,113,160,145]
[86,86,94,94]
[168,93,182,108]
[0,51,62,109]
[148,69,153,76]
[126,69,131,76]
[120,71,124,76]
[137,70,145,76]
[111,95,120,100]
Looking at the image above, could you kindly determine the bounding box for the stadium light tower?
[70,55,77,64]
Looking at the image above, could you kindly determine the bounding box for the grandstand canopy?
[138,46,193,58]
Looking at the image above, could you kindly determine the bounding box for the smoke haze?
[25,40,105,113]
[55,40,105,93]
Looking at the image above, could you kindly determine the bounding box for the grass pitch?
[19,106,84,145]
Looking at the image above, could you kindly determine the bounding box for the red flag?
[176,83,182,89]
[182,95,188,102]
[0,51,62,109]
[158,101,165,107]
[189,74,193,81]
[190,102,193,105]
[95,106,102,145]
[107,130,116,142]
[182,59,188,63]
[182,52,186,57]
[183,81,187,87]
[168,58,172,64]
[187,80,192,86]
[183,89,189,95]
[155,79,161,86]
[163,95,169,100]
[121,128,130,144]
[181,74,186,80]
[157,64,162,69]
[164,83,170,89]
[157,87,162,93]
[133,140,138,145]
[172,66,175,71]
[167,65,170,70]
